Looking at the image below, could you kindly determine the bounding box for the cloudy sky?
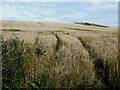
[0,2,118,26]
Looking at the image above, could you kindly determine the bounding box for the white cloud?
[41,17,63,21]
[82,2,118,13]
[42,9,56,15]
[0,2,117,26]
[1,0,119,2]
[0,4,2,20]
[2,4,20,19]
[92,2,117,9]
[59,10,87,19]
[1,2,57,20]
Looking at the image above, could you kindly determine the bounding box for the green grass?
[29,74,47,89]
[2,36,24,88]
[2,29,24,32]
[2,36,46,89]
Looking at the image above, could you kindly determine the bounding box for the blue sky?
[0,2,118,26]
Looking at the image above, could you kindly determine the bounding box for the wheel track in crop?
[78,37,111,87]
[52,31,111,87]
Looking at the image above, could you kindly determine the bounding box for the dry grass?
[78,36,119,87]
[1,20,119,89]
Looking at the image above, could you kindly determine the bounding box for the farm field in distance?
[0,20,119,89]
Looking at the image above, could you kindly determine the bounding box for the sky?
[0,2,118,26]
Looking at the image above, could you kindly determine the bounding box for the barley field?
[1,20,119,89]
